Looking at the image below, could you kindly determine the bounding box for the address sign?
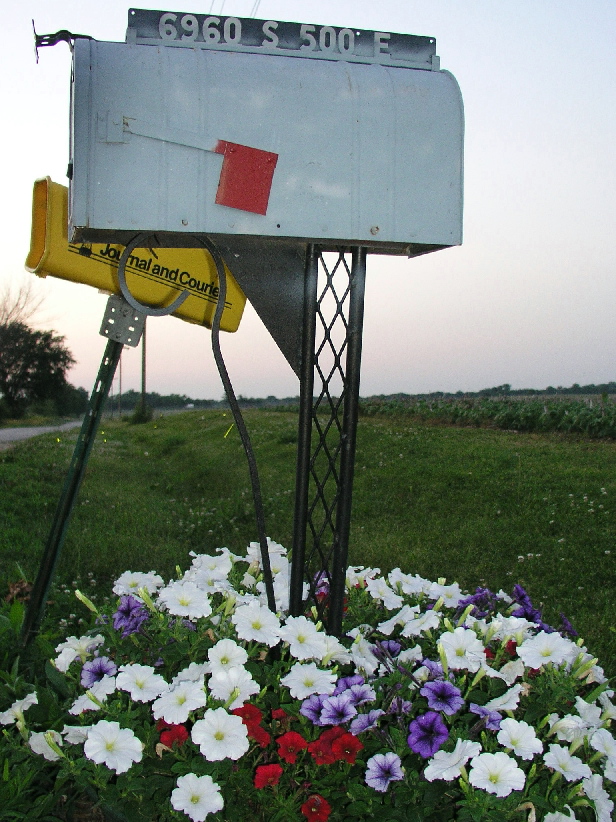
[127,9,438,70]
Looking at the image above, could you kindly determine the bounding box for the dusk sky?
[4,1,615,400]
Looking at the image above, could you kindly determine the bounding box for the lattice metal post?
[290,246,367,635]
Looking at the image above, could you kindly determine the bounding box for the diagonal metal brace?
[20,297,143,646]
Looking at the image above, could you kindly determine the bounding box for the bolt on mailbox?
[68,10,463,254]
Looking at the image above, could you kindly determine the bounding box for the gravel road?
[0,420,82,449]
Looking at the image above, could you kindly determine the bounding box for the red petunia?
[300,794,331,821]
[484,647,496,660]
[232,704,263,726]
[505,640,518,657]
[271,708,288,720]
[307,727,346,765]
[232,704,270,747]
[276,731,308,763]
[250,723,272,748]
[330,732,363,764]
[156,718,189,748]
[254,763,283,789]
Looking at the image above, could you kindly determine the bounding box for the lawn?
[1,409,614,678]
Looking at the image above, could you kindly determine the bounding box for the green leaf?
[44,660,71,698]
[8,600,24,633]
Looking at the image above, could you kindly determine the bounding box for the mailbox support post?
[20,339,123,645]
[290,246,367,636]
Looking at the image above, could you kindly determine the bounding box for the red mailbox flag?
[214,141,278,215]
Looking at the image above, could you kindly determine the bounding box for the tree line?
[0,285,87,421]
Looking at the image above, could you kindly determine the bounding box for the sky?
[3,1,616,400]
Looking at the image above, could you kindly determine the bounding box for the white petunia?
[246,537,287,567]
[484,683,523,713]
[582,774,614,822]
[544,808,578,822]
[599,692,616,720]
[116,664,167,702]
[231,601,281,646]
[68,675,116,716]
[424,739,482,782]
[543,744,592,781]
[171,773,224,821]
[207,639,248,674]
[548,712,589,743]
[191,708,249,761]
[428,581,464,608]
[53,634,105,672]
[377,605,418,636]
[387,568,430,595]
[497,718,543,760]
[349,637,380,676]
[321,635,352,666]
[365,577,403,610]
[517,631,577,669]
[589,728,616,761]
[0,692,38,728]
[171,663,210,687]
[188,551,232,578]
[491,616,535,642]
[62,725,91,744]
[84,720,143,773]
[278,615,328,661]
[280,662,337,699]
[483,658,525,685]
[400,609,441,637]
[29,730,62,761]
[468,751,526,797]
[157,580,212,619]
[113,570,164,597]
[208,667,259,710]
[438,627,485,672]
[152,680,207,724]
[575,696,603,733]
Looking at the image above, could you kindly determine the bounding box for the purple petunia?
[420,680,464,716]
[350,709,384,735]
[387,696,413,715]
[420,658,445,681]
[319,693,357,726]
[372,640,402,663]
[334,674,365,694]
[346,683,376,706]
[407,711,449,758]
[469,703,502,731]
[456,586,500,620]
[300,693,328,725]
[80,655,117,689]
[365,752,404,792]
[112,595,149,638]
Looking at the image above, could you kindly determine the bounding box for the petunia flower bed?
[2,540,615,822]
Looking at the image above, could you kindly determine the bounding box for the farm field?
[1,409,614,679]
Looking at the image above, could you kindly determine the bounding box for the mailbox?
[68,13,463,254]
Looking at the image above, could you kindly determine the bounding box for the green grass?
[1,410,614,678]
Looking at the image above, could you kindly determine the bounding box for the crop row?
[358,396,616,438]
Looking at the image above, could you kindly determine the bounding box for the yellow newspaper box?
[25,178,246,332]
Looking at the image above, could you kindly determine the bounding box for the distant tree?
[0,282,44,327]
[0,321,75,418]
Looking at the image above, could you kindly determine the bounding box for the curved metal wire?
[117,233,191,317]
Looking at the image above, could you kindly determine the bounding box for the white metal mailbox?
[69,14,463,254]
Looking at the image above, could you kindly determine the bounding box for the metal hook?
[32,20,92,62]
[117,234,191,317]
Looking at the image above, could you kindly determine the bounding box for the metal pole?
[290,245,319,616]
[328,247,366,634]
[21,339,123,645]
[140,318,147,416]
